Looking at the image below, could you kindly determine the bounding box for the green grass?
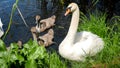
[49,52,67,68]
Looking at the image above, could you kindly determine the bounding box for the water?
[0,0,69,47]
[1,0,119,47]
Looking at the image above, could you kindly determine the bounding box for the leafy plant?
[0,39,67,68]
[0,39,46,68]
[0,40,23,68]
[21,39,49,68]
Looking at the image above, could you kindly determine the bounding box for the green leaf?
[0,64,8,68]
[21,46,29,55]
[28,46,45,60]
[32,40,39,46]
[25,60,37,68]
[5,43,20,63]
[21,40,35,56]
[17,54,24,64]
[0,59,8,68]
[0,40,7,58]
[38,46,47,59]
[0,51,6,58]
[10,43,18,48]
[23,39,38,49]
[0,59,6,64]
[9,43,19,53]
[9,53,18,62]
[0,40,7,51]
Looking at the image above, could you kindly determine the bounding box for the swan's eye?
[66,7,72,11]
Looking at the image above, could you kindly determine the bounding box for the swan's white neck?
[63,6,80,45]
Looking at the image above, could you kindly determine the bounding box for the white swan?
[0,18,4,38]
[59,3,104,61]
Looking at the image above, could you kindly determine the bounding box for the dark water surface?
[1,0,120,47]
[0,0,70,47]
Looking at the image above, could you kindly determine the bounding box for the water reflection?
[36,0,48,18]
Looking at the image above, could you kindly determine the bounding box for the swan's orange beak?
[64,9,71,16]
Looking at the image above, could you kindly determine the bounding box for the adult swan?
[59,3,104,61]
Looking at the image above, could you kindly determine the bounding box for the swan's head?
[65,3,78,16]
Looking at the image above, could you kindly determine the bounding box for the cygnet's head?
[35,15,41,24]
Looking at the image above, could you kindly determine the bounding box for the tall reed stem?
[3,0,19,40]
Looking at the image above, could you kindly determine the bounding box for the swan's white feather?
[0,18,4,38]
